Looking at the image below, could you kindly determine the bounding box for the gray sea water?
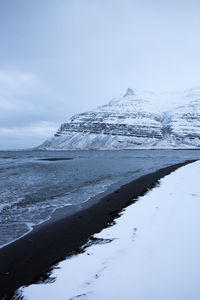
[0,149,200,247]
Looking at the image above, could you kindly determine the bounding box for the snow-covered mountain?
[38,88,200,150]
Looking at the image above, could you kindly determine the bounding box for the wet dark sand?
[0,160,195,299]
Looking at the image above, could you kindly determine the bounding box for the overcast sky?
[1,0,200,149]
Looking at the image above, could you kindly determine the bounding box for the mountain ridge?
[38,88,200,149]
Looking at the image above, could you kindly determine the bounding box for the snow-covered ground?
[19,161,200,300]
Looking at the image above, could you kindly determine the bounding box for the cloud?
[0,70,62,149]
[1,1,200,149]
[0,70,34,88]
[0,121,59,150]
[0,121,58,137]
[0,70,61,123]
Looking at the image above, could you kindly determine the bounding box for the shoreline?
[1,148,200,152]
[0,160,196,299]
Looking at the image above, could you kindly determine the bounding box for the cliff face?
[168,99,200,147]
[39,88,200,150]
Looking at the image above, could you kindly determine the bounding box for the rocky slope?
[38,88,200,149]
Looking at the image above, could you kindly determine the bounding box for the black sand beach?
[0,160,195,299]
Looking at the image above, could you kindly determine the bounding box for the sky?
[1,0,200,149]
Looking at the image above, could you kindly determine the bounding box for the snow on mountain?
[166,101,200,147]
[38,88,200,150]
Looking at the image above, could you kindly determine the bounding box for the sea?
[0,149,200,248]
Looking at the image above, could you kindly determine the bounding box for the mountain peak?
[123,88,134,97]
[38,87,200,150]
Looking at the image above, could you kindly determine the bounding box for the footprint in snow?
[132,227,138,242]
[69,292,90,299]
